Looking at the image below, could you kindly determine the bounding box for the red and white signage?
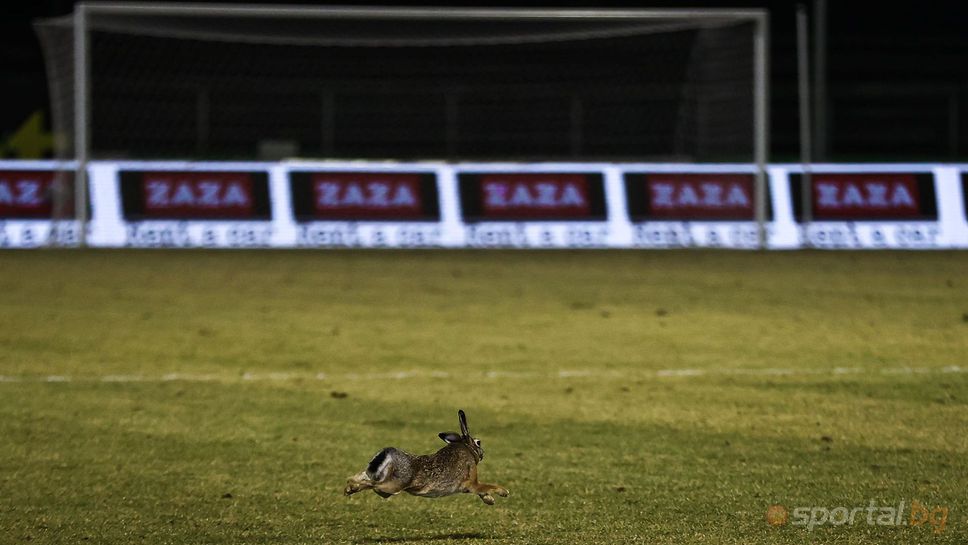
[120,170,269,220]
[802,173,932,220]
[144,174,252,215]
[289,171,438,221]
[312,173,422,218]
[625,173,758,220]
[0,170,74,218]
[459,173,604,220]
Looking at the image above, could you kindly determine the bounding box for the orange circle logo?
[766,504,788,526]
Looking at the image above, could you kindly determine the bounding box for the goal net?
[36,5,766,163]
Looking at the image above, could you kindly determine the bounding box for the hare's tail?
[366,448,395,481]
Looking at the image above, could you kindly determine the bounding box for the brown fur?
[344,410,509,505]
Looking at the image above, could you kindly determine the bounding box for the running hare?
[344,410,509,505]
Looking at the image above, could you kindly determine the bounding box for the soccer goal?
[34,4,769,246]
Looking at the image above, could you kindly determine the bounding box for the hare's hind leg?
[344,471,403,498]
[344,470,375,496]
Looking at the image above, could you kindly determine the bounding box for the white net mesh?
[35,6,759,162]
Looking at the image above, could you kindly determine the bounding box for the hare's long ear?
[458,409,469,438]
[439,432,462,443]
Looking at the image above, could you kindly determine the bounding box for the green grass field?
[1,250,966,544]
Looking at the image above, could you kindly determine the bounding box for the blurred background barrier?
[9,5,968,250]
[32,5,771,247]
[0,159,966,249]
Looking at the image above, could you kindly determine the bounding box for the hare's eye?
[475,439,481,446]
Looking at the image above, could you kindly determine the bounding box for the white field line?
[0,365,963,384]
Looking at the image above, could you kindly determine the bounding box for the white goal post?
[43,3,769,247]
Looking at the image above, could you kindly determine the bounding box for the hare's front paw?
[479,493,495,505]
[494,487,509,497]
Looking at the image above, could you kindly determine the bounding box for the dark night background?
[3,1,968,161]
